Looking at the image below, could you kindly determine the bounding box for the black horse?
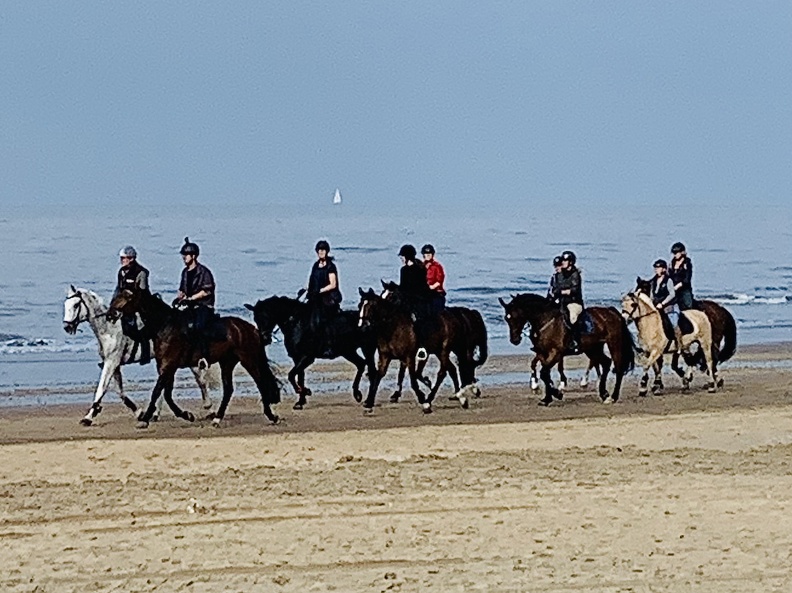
[245,296,377,410]
[499,293,635,405]
[109,288,280,428]
[380,280,488,404]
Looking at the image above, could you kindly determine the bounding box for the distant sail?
[333,188,342,205]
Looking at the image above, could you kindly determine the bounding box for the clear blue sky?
[1,1,790,207]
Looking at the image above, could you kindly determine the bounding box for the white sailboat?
[333,188,342,205]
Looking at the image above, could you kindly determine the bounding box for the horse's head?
[380,279,406,306]
[620,291,643,323]
[358,287,380,328]
[63,285,88,334]
[498,295,528,345]
[244,296,286,346]
[108,288,140,321]
[634,276,652,296]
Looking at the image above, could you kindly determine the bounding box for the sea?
[1,200,790,396]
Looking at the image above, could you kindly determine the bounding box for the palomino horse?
[499,294,635,405]
[63,286,217,426]
[109,288,280,428]
[621,291,718,394]
[380,281,487,405]
[634,277,735,385]
[244,295,377,409]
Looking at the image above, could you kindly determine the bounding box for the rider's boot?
[139,340,152,365]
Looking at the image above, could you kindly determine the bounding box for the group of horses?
[61,276,736,428]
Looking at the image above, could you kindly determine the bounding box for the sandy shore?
[1,343,791,592]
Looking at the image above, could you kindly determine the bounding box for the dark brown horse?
[109,289,280,428]
[635,277,736,387]
[357,288,438,412]
[499,293,635,405]
[380,281,488,405]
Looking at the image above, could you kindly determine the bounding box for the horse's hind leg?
[138,373,169,428]
[557,358,568,392]
[344,351,366,403]
[366,354,392,411]
[191,366,214,410]
[597,354,612,402]
[162,372,194,423]
[290,357,315,410]
[209,361,236,426]
[651,357,665,394]
[237,356,280,425]
[538,357,561,406]
[530,356,540,391]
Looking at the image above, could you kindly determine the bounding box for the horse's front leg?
[406,357,430,413]
[81,357,118,426]
[557,358,568,392]
[639,349,663,396]
[651,357,665,394]
[290,356,315,410]
[391,361,406,403]
[364,353,392,411]
[538,352,562,406]
[138,373,168,428]
[530,355,540,391]
[113,366,141,417]
[344,351,366,403]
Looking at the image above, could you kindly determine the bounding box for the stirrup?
[416,347,428,361]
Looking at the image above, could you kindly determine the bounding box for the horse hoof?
[363,407,374,416]
[579,379,589,389]
[603,396,614,405]
[202,401,213,410]
[79,417,93,427]
[183,411,195,423]
[552,391,563,401]
[707,384,717,393]
[537,399,551,407]
[559,381,567,392]
[717,378,724,388]
[460,398,469,410]
[472,385,481,398]
[390,392,401,403]
[421,403,433,414]
[151,414,160,422]
[204,411,216,421]
[302,388,312,397]
[212,417,222,428]
[293,403,304,411]
[136,421,150,430]
[638,390,648,397]
[271,415,280,425]
[353,390,363,403]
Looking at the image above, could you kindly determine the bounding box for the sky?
[1,1,790,208]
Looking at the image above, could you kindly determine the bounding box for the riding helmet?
[180,237,200,256]
[421,243,435,255]
[398,244,417,259]
[552,255,563,267]
[119,245,137,259]
[671,241,686,254]
[653,258,668,269]
[561,250,577,265]
[315,239,330,253]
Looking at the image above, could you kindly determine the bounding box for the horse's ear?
[244,303,255,311]
[367,287,376,296]
[381,279,388,289]
[69,284,76,293]
[636,276,642,284]
[359,287,365,297]
[498,297,507,309]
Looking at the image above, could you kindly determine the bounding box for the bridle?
[64,292,92,331]
[622,293,656,322]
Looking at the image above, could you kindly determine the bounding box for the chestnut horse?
[109,288,280,428]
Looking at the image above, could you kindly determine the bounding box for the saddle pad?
[581,310,595,335]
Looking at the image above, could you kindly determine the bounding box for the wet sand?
[1,343,791,592]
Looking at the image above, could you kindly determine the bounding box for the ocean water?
[0,200,790,389]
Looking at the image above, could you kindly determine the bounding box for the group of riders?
[113,235,696,365]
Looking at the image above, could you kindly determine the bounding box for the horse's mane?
[71,287,106,308]
[511,292,555,312]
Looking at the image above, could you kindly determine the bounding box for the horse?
[499,293,635,405]
[379,281,487,405]
[357,288,436,412]
[244,295,377,410]
[109,288,280,428]
[62,286,217,426]
[634,277,735,384]
[621,291,718,394]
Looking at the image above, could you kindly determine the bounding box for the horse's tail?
[614,309,636,373]
[255,332,282,405]
[719,308,737,363]
[469,309,488,367]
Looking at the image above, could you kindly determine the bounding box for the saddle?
[561,309,594,334]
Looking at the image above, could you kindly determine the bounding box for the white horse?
[621,291,718,395]
[63,286,217,426]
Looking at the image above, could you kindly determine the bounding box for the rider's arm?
[137,271,149,292]
[319,271,337,294]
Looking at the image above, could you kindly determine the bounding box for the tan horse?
[621,291,717,395]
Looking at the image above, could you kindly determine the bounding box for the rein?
[622,296,658,323]
[65,292,109,329]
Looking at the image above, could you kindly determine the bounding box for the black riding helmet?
[398,244,417,259]
[671,241,686,254]
[180,237,199,256]
[315,239,330,252]
[561,250,576,265]
[552,255,563,267]
[654,258,668,269]
[421,243,435,255]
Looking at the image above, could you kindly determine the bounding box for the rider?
[398,244,431,361]
[650,258,678,342]
[421,244,446,315]
[307,239,342,356]
[546,255,563,300]
[114,245,151,364]
[669,242,694,310]
[174,237,216,369]
[551,250,584,353]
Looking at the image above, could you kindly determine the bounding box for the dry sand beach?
[2,344,792,592]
